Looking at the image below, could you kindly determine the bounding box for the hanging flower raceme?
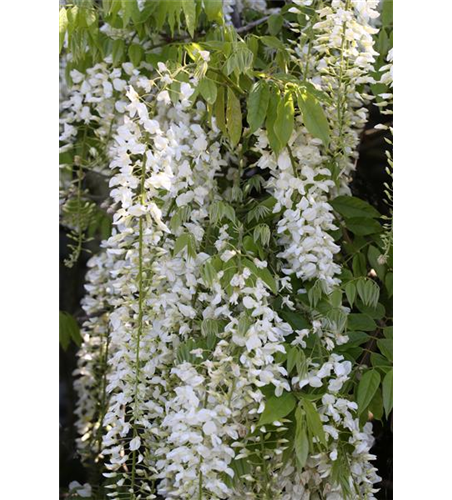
[308,0,380,192]
[254,128,341,291]
[100,74,233,498]
[73,249,117,465]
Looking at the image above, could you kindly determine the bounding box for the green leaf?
[279,310,311,331]
[294,407,309,468]
[368,245,386,279]
[182,0,196,37]
[357,301,385,320]
[209,201,236,225]
[381,0,393,27]
[383,326,393,339]
[266,87,282,153]
[201,318,220,350]
[382,369,393,418]
[247,81,270,134]
[203,0,223,22]
[121,0,136,26]
[267,14,284,35]
[377,338,393,362]
[348,314,377,332]
[253,224,271,247]
[307,280,323,308]
[385,272,393,297]
[198,78,217,105]
[297,90,330,146]
[344,281,356,307]
[227,88,242,147]
[174,233,196,257]
[346,331,370,347]
[356,279,380,308]
[357,370,381,415]
[214,86,226,133]
[346,217,383,236]
[112,39,125,66]
[287,346,299,374]
[330,196,381,219]
[59,8,68,54]
[59,311,82,351]
[260,35,285,51]
[275,93,294,149]
[302,399,326,446]
[329,289,343,308]
[128,44,143,67]
[242,258,278,295]
[202,260,218,286]
[224,43,254,76]
[258,392,296,426]
[369,387,384,421]
[352,253,367,277]
[371,352,392,369]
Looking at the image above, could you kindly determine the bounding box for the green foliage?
[357,370,381,415]
[297,89,330,146]
[247,81,270,134]
[203,0,223,22]
[59,8,68,54]
[62,196,98,268]
[242,258,278,295]
[226,88,242,147]
[258,392,296,426]
[382,369,393,418]
[302,399,327,447]
[174,233,197,258]
[330,196,381,219]
[198,78,218,105]
[294,407,309,468]
[274,92,295,151]
[60,311,82,351]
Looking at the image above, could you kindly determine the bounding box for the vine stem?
[334,0,352,180]
[66,126,88,267]
[198,467,203,500]
[130,155,147,496]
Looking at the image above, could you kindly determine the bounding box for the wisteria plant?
[59,1,393,499]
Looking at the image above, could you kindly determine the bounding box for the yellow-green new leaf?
[203,0,223,22]
[198,78,217,105]
[275,92,294,149]
[121,0,136,27]
[59,8,68,54]
[266,88,282,153]
[227,88,242,147]
[182,0,196,37]
[297,90,330,146]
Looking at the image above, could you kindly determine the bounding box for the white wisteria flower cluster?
[60,1,392,499]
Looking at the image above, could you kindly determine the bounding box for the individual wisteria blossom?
[69,481,93,498]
